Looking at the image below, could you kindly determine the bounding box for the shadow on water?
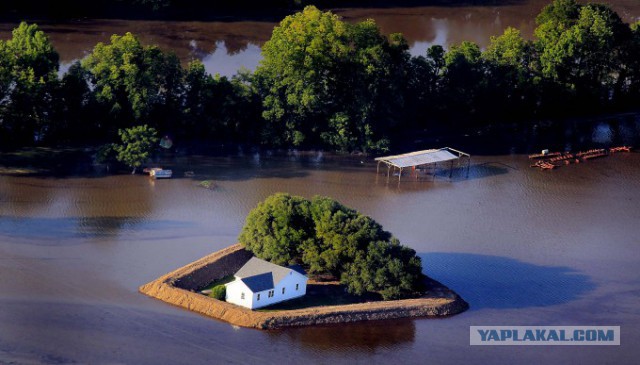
[0,216,195,243]
[454,161,513,181]
[152,151,371,182]
[271,319,415,353]
[419,252,596,310]
[375,161,511,188]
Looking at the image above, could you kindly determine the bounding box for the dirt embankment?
[139,244,469,330]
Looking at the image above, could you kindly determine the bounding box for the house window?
[282,287,285,295]
[268,290,274,298]
[241,292,245,300]
[257,293,260,301]
[296,283,299,291]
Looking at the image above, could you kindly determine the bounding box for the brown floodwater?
[1,0,638,76]
[1,130,640,363]
[1,2,640,363]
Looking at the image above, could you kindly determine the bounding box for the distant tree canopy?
[2,1,640,154]
[238,193,425,300]
[82,32,184,135]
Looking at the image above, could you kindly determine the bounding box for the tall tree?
[0,22,59,146]
[534,0,630,107]
[182,61,262,143]
[256,6,351,147]
[482,27,536,120]
[49,62,100,143]
[301,196,390,276]
[255,6,409,152]
[238,193,315,266]
[441,41,485,120]
[82,32,183,137]
[114,124,158,174]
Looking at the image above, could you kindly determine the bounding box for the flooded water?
[1,1,640,363]
[1,129,640,363]
[1,0,639,76]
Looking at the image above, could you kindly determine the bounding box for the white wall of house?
[250,271,307,309]
[225,271,308,310]
[225,280,252,308]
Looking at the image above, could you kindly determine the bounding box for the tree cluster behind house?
[238,193,425,300]
[1,1,640,153]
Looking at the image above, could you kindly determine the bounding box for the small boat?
[529,150,562,159]
[149,168,173,179]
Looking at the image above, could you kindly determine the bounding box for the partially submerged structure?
[225,257,308,309]
[375,147,471,182]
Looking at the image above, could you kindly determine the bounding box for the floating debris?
[198,180,216,190]
[530,146,632,170]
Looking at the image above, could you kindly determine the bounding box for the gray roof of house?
[234,257,306,292]
[240,272,274,293]
[288,264,306,276]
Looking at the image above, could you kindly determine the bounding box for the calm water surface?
[1,0,639,76]
[1,139,639,363]
[1,1,640,363]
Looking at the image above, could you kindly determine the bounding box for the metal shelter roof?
[375,148,461,168]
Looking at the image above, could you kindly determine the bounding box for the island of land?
[139,243,469,330]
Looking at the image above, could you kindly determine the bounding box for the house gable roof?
[233,257,307,293]
[240,272,274,293]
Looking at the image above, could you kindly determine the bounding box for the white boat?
[149,168,173,179]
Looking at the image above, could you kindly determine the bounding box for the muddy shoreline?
[139,243,469,330]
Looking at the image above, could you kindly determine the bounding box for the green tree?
[619,22,640,101]
[238,193,425,300]
[405,45,446,128]
[255,6,350,147]
[182,61,262,143]
[0,22,59,146]
[82,32,183,136]
[49,62,101,143]
[482,27,536,120]
[343,240,424,300]
[301,196,390,276]
[441,41,486,119]
[238,193,314,266]
[534,0,630,106]
[255,6,408,152]
[114,124,159,174]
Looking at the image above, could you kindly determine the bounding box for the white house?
[225,257,308,310]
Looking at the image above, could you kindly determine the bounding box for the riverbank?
[139,243,469,330]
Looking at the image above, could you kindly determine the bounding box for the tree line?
[1,0,640,153]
